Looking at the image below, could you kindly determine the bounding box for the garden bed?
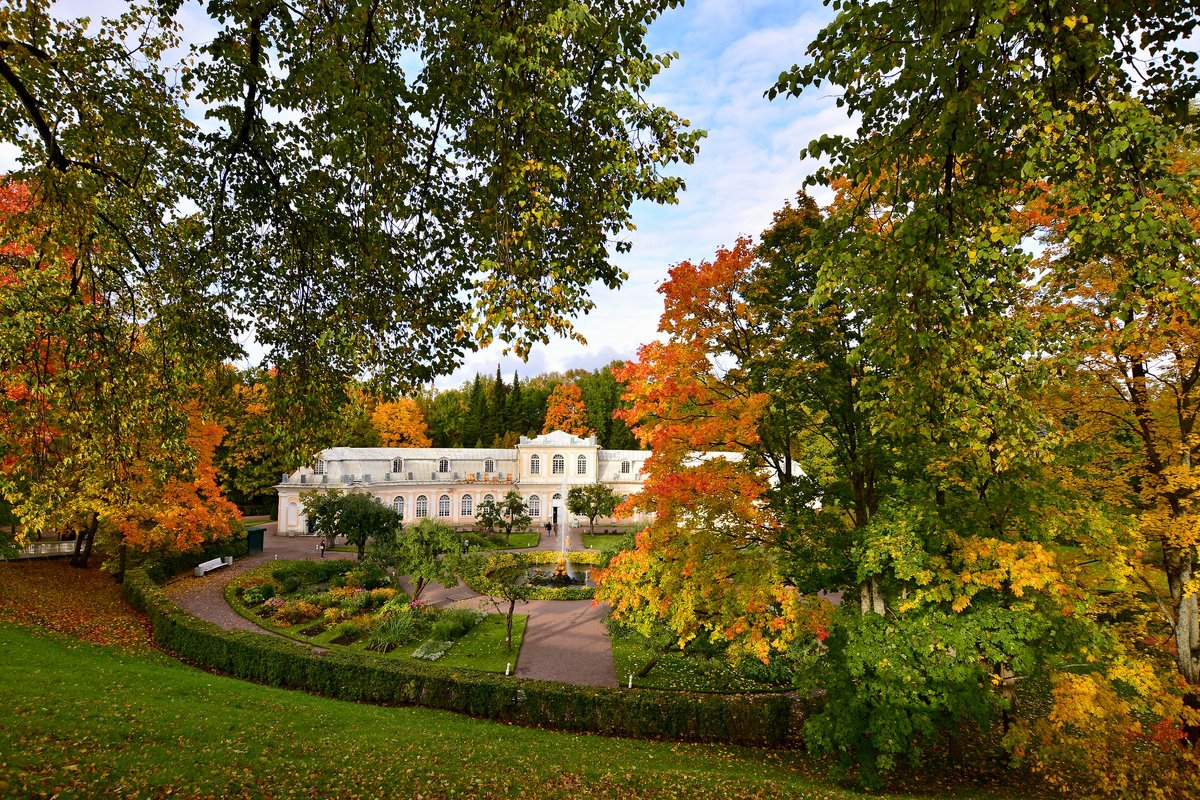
[225,560,525,672]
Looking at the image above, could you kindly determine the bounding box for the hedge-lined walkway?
[164,526,618,687]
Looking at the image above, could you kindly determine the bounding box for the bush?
[271,560,355,588]
[336,564,390,590]
[122,568,808,747]
[366,611,425,653]
[412,639,454,661]
[429,608,484,642]
[242,584,275,606]
[275,600,322,625]
[330,614,377,642]
[139,531,249,583]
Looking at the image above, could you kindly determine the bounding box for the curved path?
[160,526,618,687]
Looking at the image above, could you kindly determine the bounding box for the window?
[314,458,326,475]
[438,494,451,517]
[415,495,428,518]
[552,492,562,501]
[621,460,631,474]
[438,457,449,473]
[374,495,384,504]
[529,454,541,475]
[392,496,405,518]
[461,494,473,517]
[552,454,565,474]
[484,458,494,473]
[576,455,587,475]
[529,495,541,516]
[483,493,495,504]
[391,457,403,473]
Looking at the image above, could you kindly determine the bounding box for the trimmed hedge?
[121,567,811,746]
[139,533,249,584]
[464,550,605,601]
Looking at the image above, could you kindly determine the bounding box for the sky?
[8,0,849,389]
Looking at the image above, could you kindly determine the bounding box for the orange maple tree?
[541,382,592,437]
[371,397,433,447]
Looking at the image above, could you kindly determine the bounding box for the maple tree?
[371,397,433,448]
[541,383,591,437]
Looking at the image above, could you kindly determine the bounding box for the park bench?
[194,556,233,577]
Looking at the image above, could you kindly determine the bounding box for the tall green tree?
[768,0,1199,786]
[0,0,701,534]
[368,518,460,602]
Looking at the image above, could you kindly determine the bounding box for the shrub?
[330,614,377,642]
[322,607,350,624]
[412,639,454,661]
[242,584,276,606]
[380,593,412,615]
[366,612,425,653]
[336,564,390,590]
[260,596,286,616]
[272,560,354,588]
[429,609,484,642]
[275,600,322,625]
[367,587,398,606]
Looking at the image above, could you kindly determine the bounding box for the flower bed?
[224,561,506,668]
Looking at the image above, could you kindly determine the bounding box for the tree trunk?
[860,576,885,615]
[505,597,516,650]
[636,643,672,678]
[70,514,98,568]
[115,542,127,584]
[1174,550,1200,686]
[412,577,427,603]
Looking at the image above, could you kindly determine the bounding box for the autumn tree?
[768,0,1199,786]
[0,0,700,535]
[567,483,620,535]
[371,398,432,448]
[542,383,591,437]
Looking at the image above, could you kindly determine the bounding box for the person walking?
[318,540,326,558]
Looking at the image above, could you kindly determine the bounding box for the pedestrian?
[544,521,552,539]
[318,540,326,558]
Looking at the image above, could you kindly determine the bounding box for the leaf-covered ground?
[0,558,153,651]
[0,558,1044,799]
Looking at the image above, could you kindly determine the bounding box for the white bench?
[194,556,233,576]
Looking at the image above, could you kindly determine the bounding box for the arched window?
[392,496,405,518]
[438,457,449,473]
[529,495,541,516]
[314,458,326,475]
[621,460,631,474]
[529,454,541,475]
[438,494,451,517]
[415,495,428,518]
[552,454,565,474]
[483,493,495,504]
[392,457,403,473]
[552,492,562,501]
[374,495,384,504]
[484,458,494,473]
[461,494,473,517]
[576,454,587,475]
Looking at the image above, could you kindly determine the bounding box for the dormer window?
[552,454,565,474]
[438,457,449,473]
[530,454,541,475]
[392,457,403,473]
[576,455,587,475]
[620,460,630,474]
[315,458,326,475]
[484,458,495,473]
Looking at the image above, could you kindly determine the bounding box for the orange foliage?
[371,397,432,447]
[541,382,591,437]
[108,407,241,553]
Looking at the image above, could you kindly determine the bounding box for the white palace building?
[275,430,653,534]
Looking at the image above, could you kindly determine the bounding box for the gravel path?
[161,525,618,687]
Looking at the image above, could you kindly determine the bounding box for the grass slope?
[0,624,1021,800]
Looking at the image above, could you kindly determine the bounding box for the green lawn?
[583,533,629,551]
[474,530,541,549]
[0,623,1029,799]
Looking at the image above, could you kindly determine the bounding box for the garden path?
[163,526,618,687]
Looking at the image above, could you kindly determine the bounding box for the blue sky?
[9,1,848,388]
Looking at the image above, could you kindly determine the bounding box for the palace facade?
[275,430,654,534]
